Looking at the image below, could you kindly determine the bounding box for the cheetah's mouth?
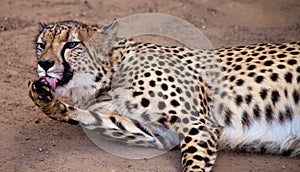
[42,76,57,90]
[39,62,74,91]
[41,73,73,91]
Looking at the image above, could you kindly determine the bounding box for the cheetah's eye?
[65,41,81,49]
[36,42,45,50]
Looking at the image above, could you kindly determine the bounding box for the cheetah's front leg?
[28,78,79,124]
[28,78,165,148]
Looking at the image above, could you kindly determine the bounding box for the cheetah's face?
[35,20,117,95]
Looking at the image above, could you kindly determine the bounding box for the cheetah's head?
[35,20,118,97]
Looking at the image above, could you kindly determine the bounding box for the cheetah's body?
[28,20,300,172]
[112,40,300,155]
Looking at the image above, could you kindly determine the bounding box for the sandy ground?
[0,0,300,171]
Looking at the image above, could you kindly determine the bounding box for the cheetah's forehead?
[37,21,100,44]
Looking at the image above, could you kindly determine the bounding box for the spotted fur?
[28,20,300,172]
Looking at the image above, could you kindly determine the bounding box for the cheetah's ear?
[86,19,119,61]
[38,21,47,32]
[100,19,118,35]
[100,19,118,50]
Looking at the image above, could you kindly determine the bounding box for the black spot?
[158,101,166,110]
[284,72,293,83]
[288,59,297,65]
[248,72,255,77]
[173,49,179,53]
[185,160,193,166]
[192,165,201,169]
[257,47,265,51]
[112,132,123,137]
[245,94,252,104]
[183,146,198,154]
[229,76,236,82]
[95,73,103,82]
[171,99,180,107]
[110,116,116,123]
[255,75,264,83]
[224,108,232,126]
[169,91,179,97]
[170,115,179,124]
[168,76,174,82]
[269,50,277,54]
[141,98,150,107]
[277,54,287,58]
[144,72,151,77]
[279,111,285,123]
[242,111,250,127]
[149,80,156,87]
[207,149,214,156]
[286,47,295,51]
[235,57,243,62]
[278,45,287,49]
[285,106,293,120]
[292,89,300,104]
[184,136,192,143]
[193,155,204,161]
[158,117,167,125]
[248,65,256,70]
[235,95,243,106]
[161,83,168,91]
[155,70,162,76]
[133,91,143,97]
[227,57,233,61]
[110,117,126,130]
[270,73,279,81]
[271,90,280,105]
[148,91,155,97]
[234,65,242,71]
[290,51,300,55]
[182,118,189,124]
[241,51,248,55]
[284,89,288,98]
[264,60,274,66]
[185,101,191,110]
[260,89,268,100]
[227,52,234,56]
[189,128,199,135]
[253,104,261,119]
[277,64,286,69]
[138,80,144,85]
[176,87,182,94]
[236,79,244,86]
[147,55,153,60]
[265,104,273,122]
[198,141,208,149]
[259,56,267,60]
[246,58,253,62]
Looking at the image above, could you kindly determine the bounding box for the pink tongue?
[42,77,57,90]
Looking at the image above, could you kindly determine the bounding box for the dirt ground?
[0,0,300,171]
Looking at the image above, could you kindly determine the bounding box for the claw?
[32,84,37,91]
[28,80,32,87]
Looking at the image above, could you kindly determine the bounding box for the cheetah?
[28,20,300,172]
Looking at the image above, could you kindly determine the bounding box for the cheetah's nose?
[38,60,55,72]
